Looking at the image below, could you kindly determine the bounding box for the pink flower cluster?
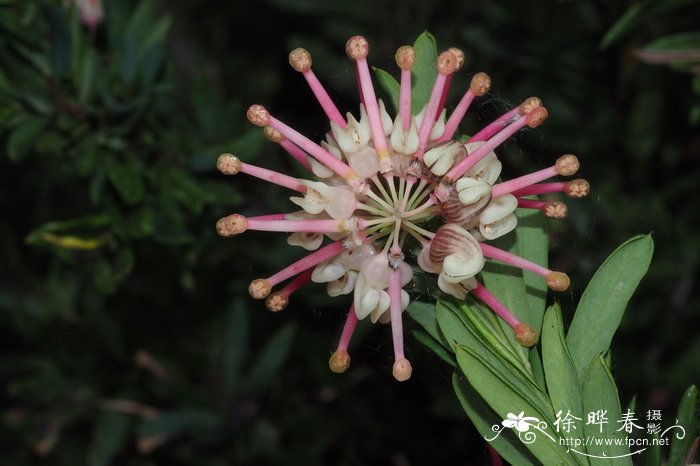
[65,0,104,33]
[217,36,589,381]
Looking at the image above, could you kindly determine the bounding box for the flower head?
[217,36,589,381]
[66,0,104,33]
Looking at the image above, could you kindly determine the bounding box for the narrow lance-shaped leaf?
[409,31,438,113]
[438,302,552,427]
[373,67,400,113]
[600,0,699,49]
[567,235,654,382]
[513,208,549,331]
[244,324,296,393]
[106,154,146,205]
[581,355,632,465]
[437,300,536,389]
[541,304,588,465]
[480,256,533,371]
[223,300,250,397]
[456,346,578,466]
[452,372,538,466]
[407,300,450,349]
[7,116,50,162]
[88,410,131,466]
[668,385,699,466]
[412,330,456,367]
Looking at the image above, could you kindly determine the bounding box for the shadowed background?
[1,0,698,464]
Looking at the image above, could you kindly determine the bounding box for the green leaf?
[25,213,113,245]
[139,16,171,57]
[126,0,155,36]
[636,32,700,73]
[642,31,700,51]
[452,372,538,466]
[460,299,537,384]
[160,168,206,214]
[541,304,587,464]
[7,116,50,161]
[244,324,296,393]
[479,208,549,370]
[410,31,438,113]
[113,248,135,282]
[542,304,583,416]
[78,48,99,104]
[412,330,455,367]
[529,347,546,391]
[440,300,554,424]
[10,40,51,77]
[435,299,473,353]
[407,300,449,349]
[118,34,138,86]
[373,67,400,113]
[668,385,699,466]
[106,155,145,205]
[438,299,540,390]
[88,410,131,466]
[69,6,86,77]
[601,1,649,49]
[625,89,662,159]
[456,346,576,466]
[223,300,249,397]
[482,207,549,330]
[513,208,549,330]
[601,0,699,48]
[94,260,118,294]
[567,235,654,382]
[45,3,71,76]
[138,409,222,438]
[480,256,532,371]
[581,355,632,465]
[643,431,661,466]
[125,206,155,238]
[88,253,132,294]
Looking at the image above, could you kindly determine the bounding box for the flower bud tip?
[392,358,413,381]
[329,350,351,373]
[395,46,415,70]
[216,214,247,236]
[555,154,579,176]
[566,179,589,198]
[249,279,271,300]
[217,153,241,175]
[526,107,548,128]
[447,47,466,70]
[518,97,542,115]
[346,36,369,60]
[265,292,289,312]
[263,126,284,143]
[247,104,269,127]
[437,50,459,75]
[289,48,312,72]
[544,201,567,219]
[514,323,537,347]
[547,272,570,292]
[470,72,491,96]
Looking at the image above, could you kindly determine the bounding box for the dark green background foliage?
[1,0,698,464]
